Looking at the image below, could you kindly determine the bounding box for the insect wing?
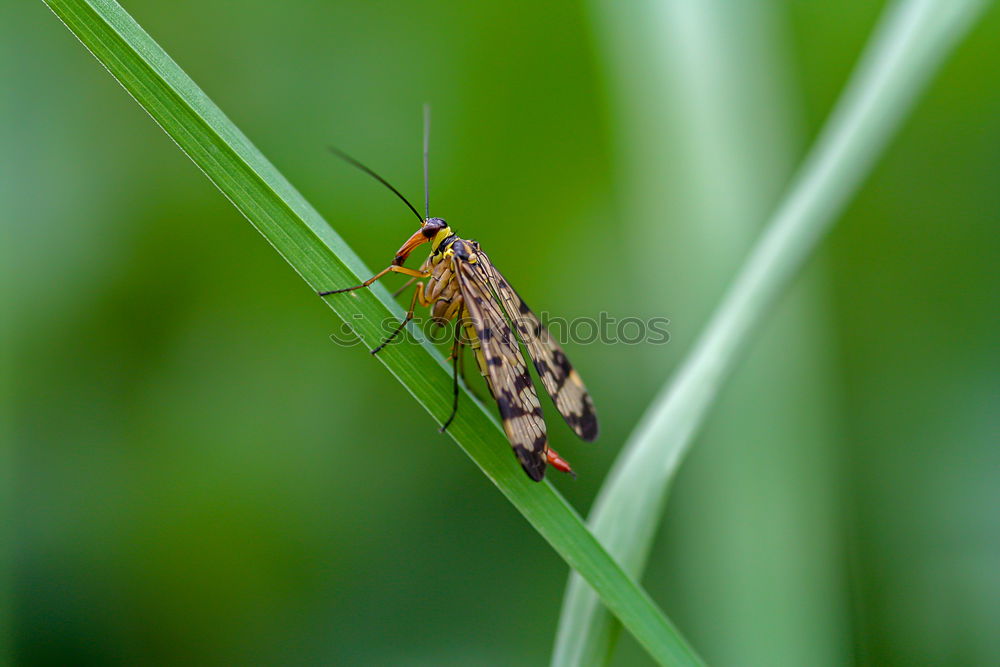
[471,250,598,441]
[455,257,549,480]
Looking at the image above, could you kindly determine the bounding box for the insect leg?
[439,324,464,433]
[453,322,488,403]
[370,281,428,355]
[391,277,417,298]
[465,318,497,400]
[318,265,428,296]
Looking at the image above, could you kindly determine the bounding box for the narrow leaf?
[553,0,992,664]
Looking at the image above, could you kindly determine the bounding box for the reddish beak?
[393,228,429,266]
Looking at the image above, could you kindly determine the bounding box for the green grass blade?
[553,0,993,664]
[40,0,702,663]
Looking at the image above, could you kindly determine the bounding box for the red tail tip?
[545,447,576,478]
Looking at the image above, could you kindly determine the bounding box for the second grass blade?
[553,0,993,664]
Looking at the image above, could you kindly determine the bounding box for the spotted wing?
[471,249,598,441]
[454,256,549,481]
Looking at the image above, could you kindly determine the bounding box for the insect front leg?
[317,265,428,296]
[370,281,430,355]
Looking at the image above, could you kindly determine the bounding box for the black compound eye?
[421,217,448,237]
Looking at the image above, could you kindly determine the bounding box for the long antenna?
[423,104,431,220]
[328,146,424,223]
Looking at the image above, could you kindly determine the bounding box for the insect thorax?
[430,225,455,253]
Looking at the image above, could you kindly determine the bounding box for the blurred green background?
[6,1,998,665]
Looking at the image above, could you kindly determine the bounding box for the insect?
[319,108,598,480]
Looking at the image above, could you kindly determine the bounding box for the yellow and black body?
[318,122,597,480]
[320,215,598,481]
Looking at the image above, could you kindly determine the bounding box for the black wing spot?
[515,447,546,481]
[576,409,599,441]
[496,392,528,418]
